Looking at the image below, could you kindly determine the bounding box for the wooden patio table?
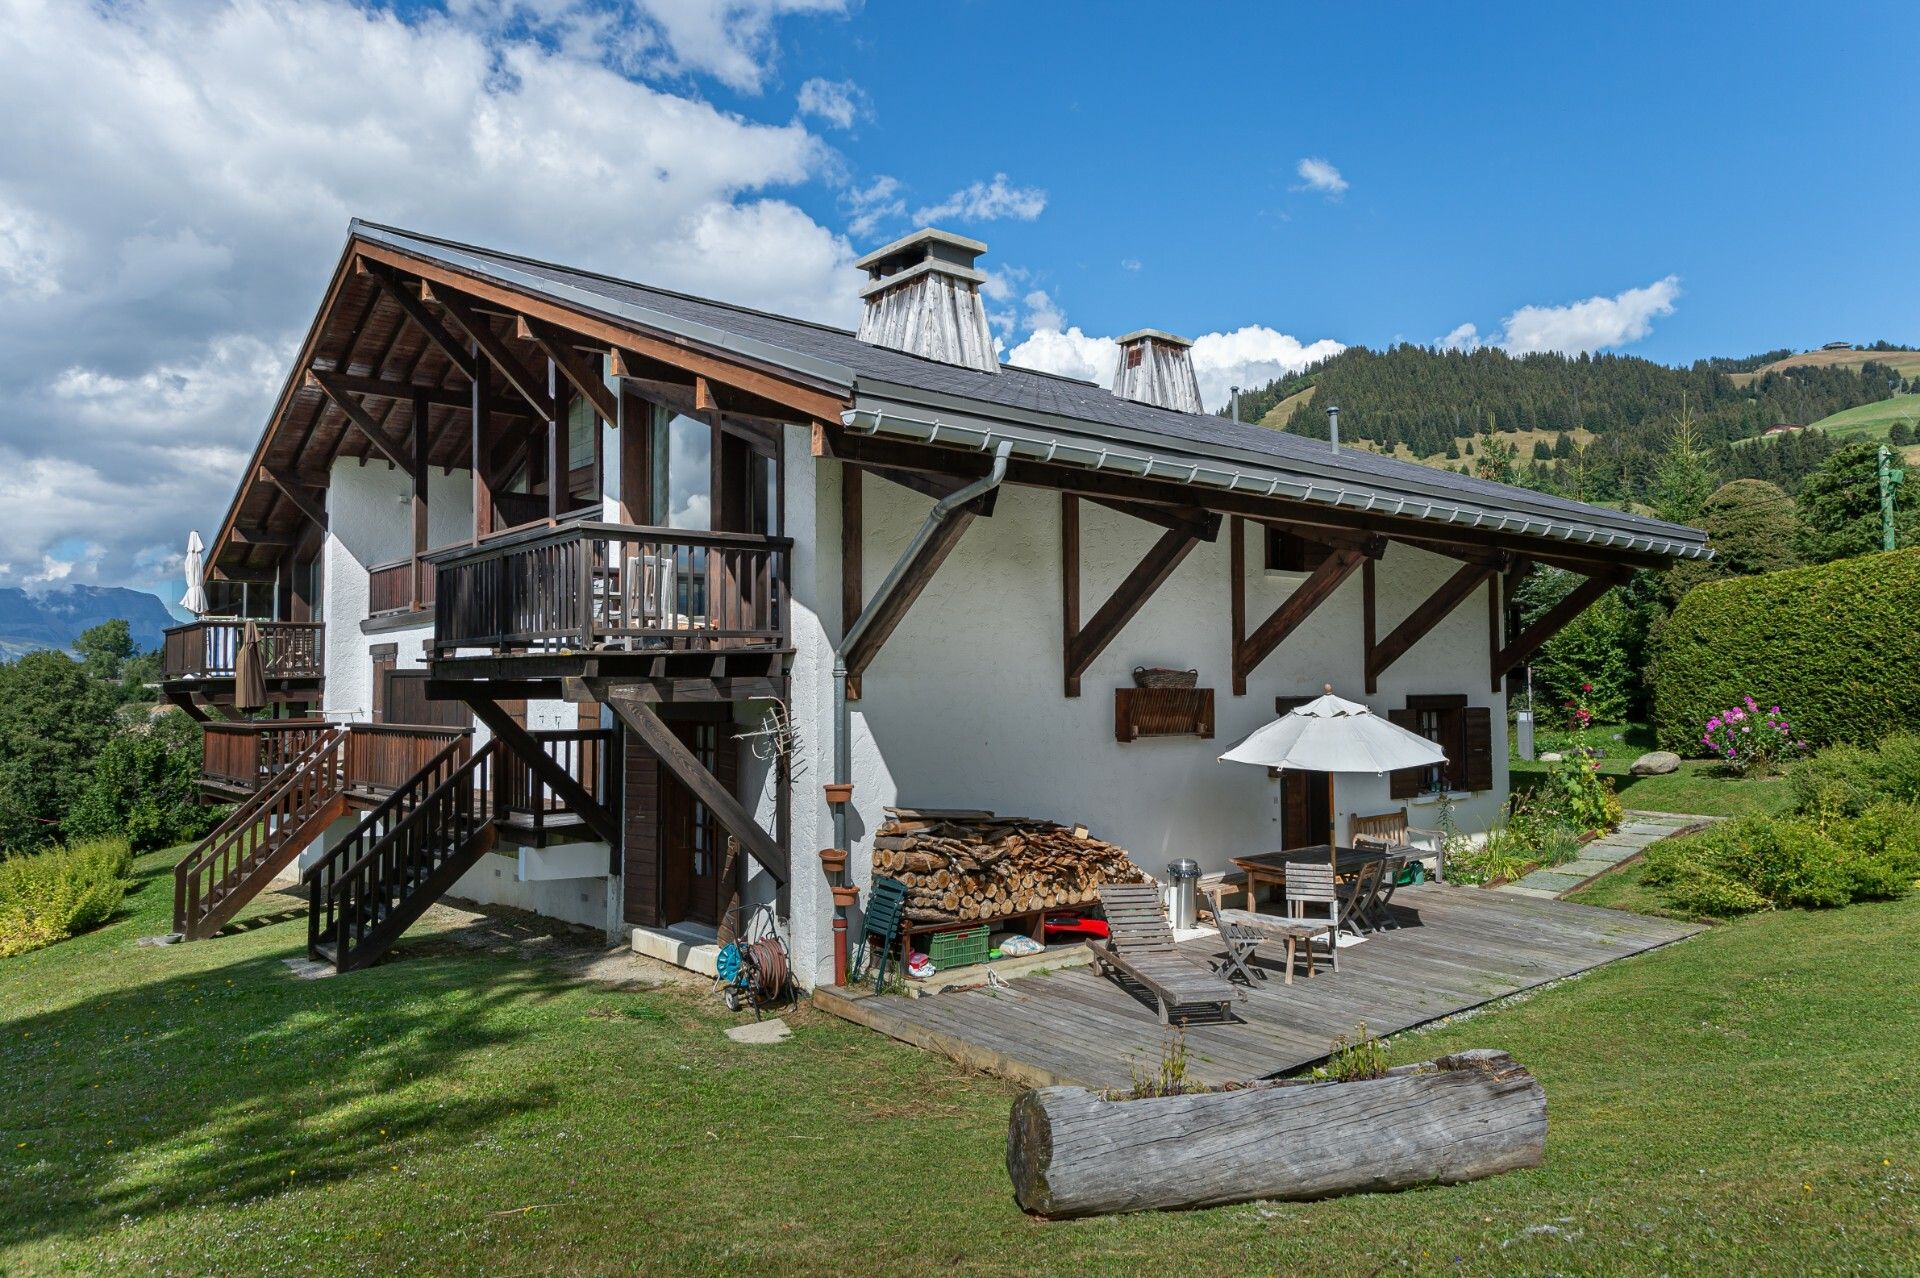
[1230,845,1411,924]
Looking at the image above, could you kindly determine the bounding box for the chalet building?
[162,221,1709,986]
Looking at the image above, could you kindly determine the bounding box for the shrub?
[0,837,134,958]
[1789,733,1920,816]
[1652,549,1920,753]
[1641,811,1919,917]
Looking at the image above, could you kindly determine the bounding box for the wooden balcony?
[497,727,618,840]
[368,557,436,618]
[162,620,325,710]
[431,522,791,657]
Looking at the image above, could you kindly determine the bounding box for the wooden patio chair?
[1350,807,1447,882]
[1203,887,1333,986]
[1282,860,1347,972]
[1089,883,1241,1025]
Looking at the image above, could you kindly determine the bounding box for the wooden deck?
[816,884,1701,1090]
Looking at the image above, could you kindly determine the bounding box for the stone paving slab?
[1498,810,1721,899]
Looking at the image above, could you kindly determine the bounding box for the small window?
[1264,528,1332,573]
[1125,345,1144,369]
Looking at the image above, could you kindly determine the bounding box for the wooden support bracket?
[307,369,412,470]
[1231,518,1371,695]
[1061,493,1215,697]
[1366,557,1501,693]
[356,259,478,381]
[514,315,617,422]
[1491,569,1623,685]
[422,282,556,421]
[842,498,989,683]
[258,466,328,530]
[599,689,789,885]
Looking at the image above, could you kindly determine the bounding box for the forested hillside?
[1230,344,1912,501]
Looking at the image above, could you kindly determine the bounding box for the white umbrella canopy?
[1219,687,1448,775]
[179,530,208,616]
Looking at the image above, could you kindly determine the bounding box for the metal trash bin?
[1165,858,1200,931]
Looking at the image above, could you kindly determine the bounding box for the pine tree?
[1651,398,1718,525]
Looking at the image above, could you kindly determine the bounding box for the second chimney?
[1112,329,1204,414]
[856,228,997,374]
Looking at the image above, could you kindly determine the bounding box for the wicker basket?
[1133,666,1199,690]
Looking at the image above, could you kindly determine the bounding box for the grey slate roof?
[351,220,1709,559]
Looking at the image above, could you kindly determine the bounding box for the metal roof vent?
[1112,329,1204,414]
[855,228,997,374]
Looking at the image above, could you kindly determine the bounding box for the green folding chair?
[853,875,909,993]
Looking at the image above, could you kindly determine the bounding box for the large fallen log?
[1006,1049,1546,1217]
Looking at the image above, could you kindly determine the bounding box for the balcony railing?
[499,728,617,833]
[163,620,326,682]
[201,721,471,796]
[431,521,791,655]
[368,557,436,617]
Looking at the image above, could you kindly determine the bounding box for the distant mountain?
[0,586,177,660]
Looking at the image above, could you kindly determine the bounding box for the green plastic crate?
[928,925,990,970]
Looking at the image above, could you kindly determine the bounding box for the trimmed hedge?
[1652,548,1920,754]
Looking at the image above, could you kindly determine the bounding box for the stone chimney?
[1112,329,1204,414]
[855,228,997,374]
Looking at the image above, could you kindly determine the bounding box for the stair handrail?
[174,724,349,934]
[317,737,490,893]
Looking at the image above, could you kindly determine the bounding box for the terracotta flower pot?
[823,782,854,805]
[830,884,860,908]
[819,847,848,874]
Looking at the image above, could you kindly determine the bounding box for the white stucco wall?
[782,443,1509,987]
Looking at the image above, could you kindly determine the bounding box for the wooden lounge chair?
[1089,883,1241,1025]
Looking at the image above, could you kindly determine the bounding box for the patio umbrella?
[233,620,268,712]
[179,531,207,616]
[1218,686,1447,775]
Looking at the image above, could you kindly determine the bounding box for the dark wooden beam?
[1488,564,1504,694]
[1062,495,1206,697]
[600,690,788,884]
[356,260,477,380]
[304,369,525,415]
[470,353,493,540]
[1087,496,1222,542]
[844,508,982,682]
[1235,545,1369,695]
[226,529,293,548]
[307,370,412,470]
[1229,517,1247,696]
[1362,556,1377,693]
[411,389,430,610]
[465,698,620,847]
[854,462,1001,512]
[1366,558,1498,692]
[515,315,617,422]
[421,282,556,420]
[257,466,328,530]
[1492,570,1623,683]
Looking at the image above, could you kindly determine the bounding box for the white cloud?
[1441,277,1681,356]
[1004,296,1344,413]
[1293,157,1348,197]
[912,173,1048,224]
[844,174,906,238]
[1499,276,1681,355]
[796,77,868,129]
[447,0,850,94]
[1119,258,1142,272]
[0,0,861,592]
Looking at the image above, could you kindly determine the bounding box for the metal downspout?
[827,441,1012,982]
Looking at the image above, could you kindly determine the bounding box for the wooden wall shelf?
[1114,687,1216,742]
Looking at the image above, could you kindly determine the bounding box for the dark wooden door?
[1281,770,1333,849]
[659,721,729,928]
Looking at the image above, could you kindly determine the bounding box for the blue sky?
[752,1,1920,363]
[0,0,1913,598]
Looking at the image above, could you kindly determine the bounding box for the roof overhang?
[843,388,1712,563]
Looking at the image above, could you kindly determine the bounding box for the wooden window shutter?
[1462,706,1494,792]
[1387,708,1424,799]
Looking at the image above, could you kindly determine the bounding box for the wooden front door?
[658,720,736,929]
[1281,770,1333,849]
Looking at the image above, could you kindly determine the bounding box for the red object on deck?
[1043,915,1109,941]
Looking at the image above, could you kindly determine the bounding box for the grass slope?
[1511,723,1797,820]
[1756,348,1920,380]
[3,848,1917,1275]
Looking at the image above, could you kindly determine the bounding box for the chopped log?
[1006,1050,1546,1218]
[870,808,1150,927]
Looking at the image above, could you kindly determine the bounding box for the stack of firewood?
[871,807,1151,925]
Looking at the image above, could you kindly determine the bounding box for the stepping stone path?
[1498,811,1720,900]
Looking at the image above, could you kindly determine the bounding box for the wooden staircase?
[305,737,501,973]
[174,726,351,940]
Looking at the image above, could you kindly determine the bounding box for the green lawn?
[3,846,1918,1275]
[1512,722,1796,819]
